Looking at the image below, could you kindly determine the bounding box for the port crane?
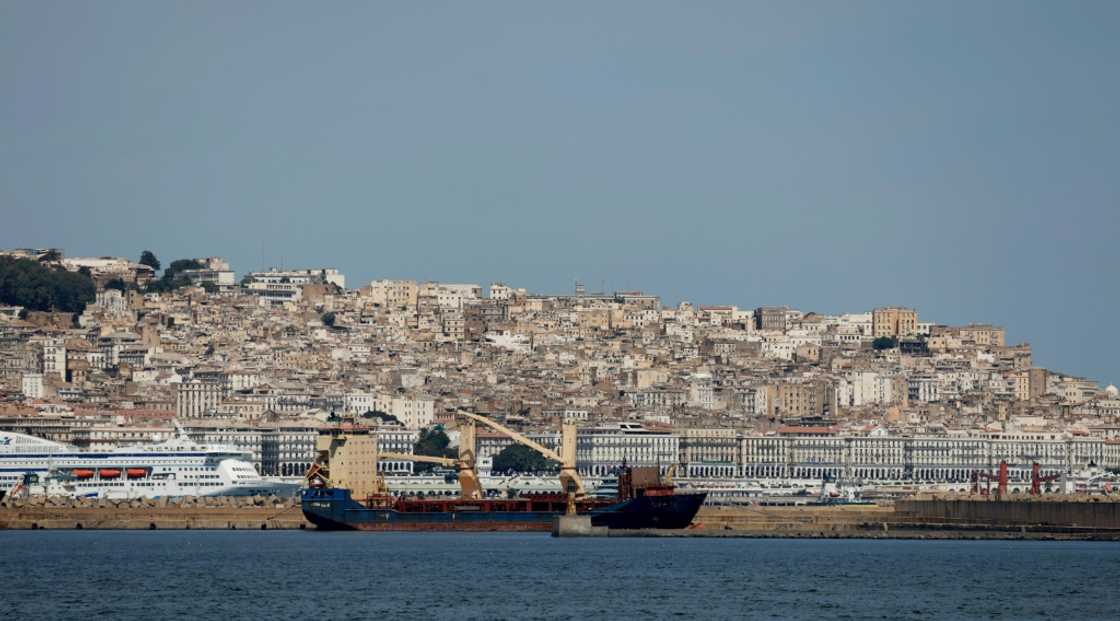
[971,460,1009,498]
[1029,462,1060,496]
[378,418,483,500]
[456,410,586,497]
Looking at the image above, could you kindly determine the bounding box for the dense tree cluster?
[491,444,558,474]
[414,427,454,473]
[360,410,400,425]
[0,257,95,313]
[872,336,899,350]
[146,258,204,293]
[138,250,161,272]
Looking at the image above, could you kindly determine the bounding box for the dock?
[5,495,1120,539]
[0,495,309,530]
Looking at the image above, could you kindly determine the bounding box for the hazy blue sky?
[1,2,1117,384]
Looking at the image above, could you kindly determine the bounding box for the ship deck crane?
[456,410,586,497]
[381,419,482,500]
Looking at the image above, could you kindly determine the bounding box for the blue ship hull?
[301,488,706,531]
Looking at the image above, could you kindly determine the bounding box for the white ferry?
[0,430,300,500]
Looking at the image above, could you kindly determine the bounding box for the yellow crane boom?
[456,410,585,496]
[379,452,456,467]
[379,420,482,500]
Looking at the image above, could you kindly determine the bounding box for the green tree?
[414,428,453,473]
[491,444,558,474]
[321,311,336,327]
[0,257,95,313]
[361,410,400,425]
[145,257,204,293]
[200,281,218,294]
[139,250,161,273]
[872,336,898,350]
[166,258,203,273]
[104,278,127,292]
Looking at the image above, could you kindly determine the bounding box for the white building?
[246,268,346,289]
[576,423,679,477]
[94,289,130,315]
[488,283,525,301]
[177,380,228,418]
[367,279,418,310]
[181,257,236,288]
[419,282,482,309]
[21,373,44,399]
[36,337,66,381]
[374,393,436,430]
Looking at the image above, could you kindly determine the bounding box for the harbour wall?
[895,498,1120,529]
[3,497,1119,539]
[0,495,309,530]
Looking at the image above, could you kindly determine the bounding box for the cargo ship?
[301,465,707,531]
[301,415,706,531]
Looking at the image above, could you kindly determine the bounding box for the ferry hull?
[301,488,706,532]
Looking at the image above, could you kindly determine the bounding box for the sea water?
[2,531,1118,620]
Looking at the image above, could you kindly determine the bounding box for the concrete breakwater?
[0,495,309,530]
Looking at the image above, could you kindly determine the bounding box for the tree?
[872,336,898,350]
[414,427,454,473]
[145,257,204,293]
[139,250,161,273]
[0,257,95,313]
[200,281,218,294]
[492,444,558,474]
[321,311,336,327]
[164,258,204,278]
[104,278,127,292]
[361,410,400,425]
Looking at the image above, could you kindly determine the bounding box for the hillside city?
[2,247,1119,489]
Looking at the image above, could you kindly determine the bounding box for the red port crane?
[1030,462,1060,496]
[972,460,1009,498]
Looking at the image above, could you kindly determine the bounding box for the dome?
[1106,385,1119,397]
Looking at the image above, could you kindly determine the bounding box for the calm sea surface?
[2,531,1118,620]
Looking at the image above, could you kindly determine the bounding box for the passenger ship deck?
[1,431,299,499]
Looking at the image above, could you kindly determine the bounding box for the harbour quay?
[0,494,308,530]
[6,495,1120,540]
[637,498,1120,540]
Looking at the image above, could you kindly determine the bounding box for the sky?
[1,2,1117,384]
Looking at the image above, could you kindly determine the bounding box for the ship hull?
[301,488,706,532]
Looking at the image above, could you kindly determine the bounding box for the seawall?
[666,500,1120,540]
[4,496,1120,539]
[895,498,1120,529]
[0,496,310,530]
